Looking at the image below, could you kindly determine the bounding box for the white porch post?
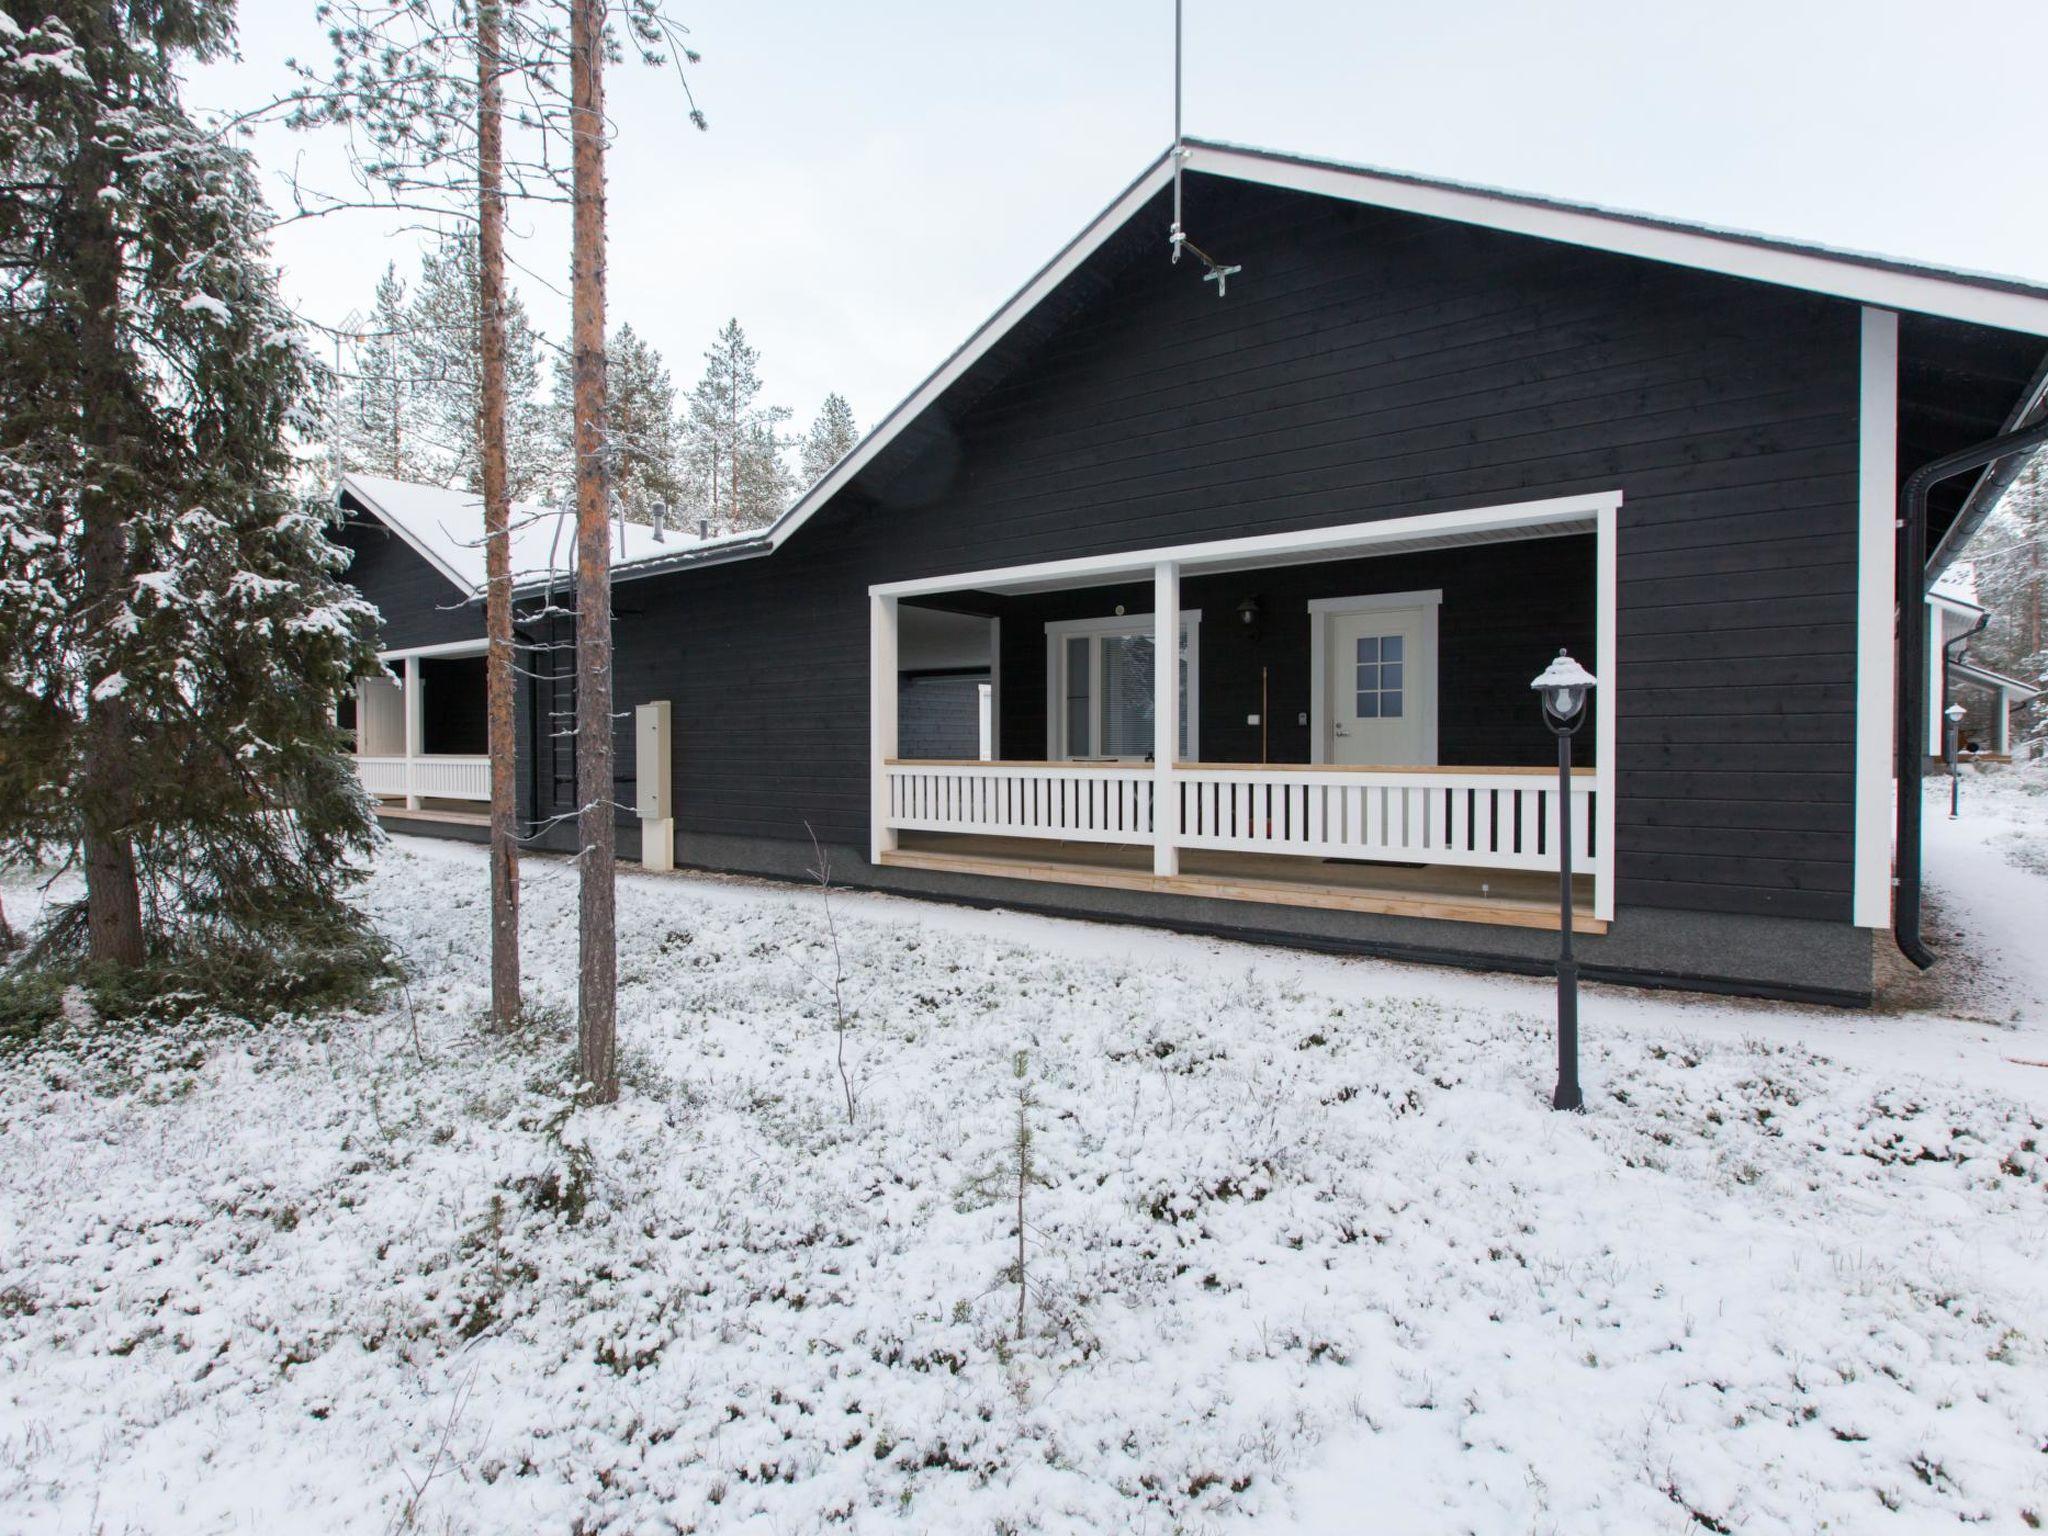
[1594,502,1618,922]
[871,594,899,863]
[1995,693,2010,757]
[402,652,423,809]
[1853,307,1899,926]
[1153,561,1180,877]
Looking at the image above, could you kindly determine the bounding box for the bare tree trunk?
[73,136,146,970]
[570,0,617,1102]
[476,1,521,1029]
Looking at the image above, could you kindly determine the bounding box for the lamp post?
[1531,649,1597,1112]
[1945,700,1966,820]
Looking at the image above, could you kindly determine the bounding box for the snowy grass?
[1,840,2046,1534]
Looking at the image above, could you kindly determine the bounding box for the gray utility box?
[635,700,672,820]
[635,700,674,872]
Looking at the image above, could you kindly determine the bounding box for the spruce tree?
[684,318,794,532]
[799,392,859,487]
[0,1,385,977]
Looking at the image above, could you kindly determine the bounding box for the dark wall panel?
[332,514,483,652]
[548,177,1866,923]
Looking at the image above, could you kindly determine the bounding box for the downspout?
[1894,414,2048,967]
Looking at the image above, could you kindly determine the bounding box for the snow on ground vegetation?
[1,802,2045,1533]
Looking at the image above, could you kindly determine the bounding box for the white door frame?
[1308,589,1442,766]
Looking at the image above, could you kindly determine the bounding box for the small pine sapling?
[962,1050,1055,1341]
[803,822,857,1122]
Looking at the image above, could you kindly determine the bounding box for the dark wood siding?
[568,176,1870,923]
[331,511,484,652]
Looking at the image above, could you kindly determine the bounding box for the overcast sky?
[191,0,2048,439]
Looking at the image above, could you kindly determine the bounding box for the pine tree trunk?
[570,0,618,1103]
[476,1,522,1029]
[72,135,146,970]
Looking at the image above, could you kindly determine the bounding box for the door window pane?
[1102,634,1156,757]
[1355,631,1405,720]
[1064,634,1090,756]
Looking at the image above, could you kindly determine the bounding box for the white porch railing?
[887,761,1154,844]
[1176,764,1599,872]
[883,760,1603,878]
[355,755,491,802]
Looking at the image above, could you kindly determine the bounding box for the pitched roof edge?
[335,473,481,601]
[1182,139,2048,310]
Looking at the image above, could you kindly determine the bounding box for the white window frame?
[1044,610,1201,761]
[1307,589,1442,766]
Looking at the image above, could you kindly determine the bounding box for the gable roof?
[597,139,2048,588]
[337,472,749,598]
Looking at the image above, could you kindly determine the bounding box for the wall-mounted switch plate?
[1246,713,1261,725]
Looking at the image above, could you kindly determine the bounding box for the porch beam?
[1153,561,1180,877]
[867,490,1621,601]
[871,594,900,863]
[403,653,423,810]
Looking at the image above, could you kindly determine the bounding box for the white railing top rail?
[889,758,1593,778]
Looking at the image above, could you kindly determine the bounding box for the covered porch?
[870,494,1618,932]
[346,640,492,815]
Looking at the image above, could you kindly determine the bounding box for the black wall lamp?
[1235,595,1263,640]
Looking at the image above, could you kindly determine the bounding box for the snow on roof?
[1929,562,1982,610]
[338,473,748,597]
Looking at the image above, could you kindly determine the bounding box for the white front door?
[1326,606,1432,766]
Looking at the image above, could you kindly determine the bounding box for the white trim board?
[1307,590,1442,767]
[1187,143,2048,339]
[377,639,490,662]
[1852,308,1898,930]
[870,492,1616,600]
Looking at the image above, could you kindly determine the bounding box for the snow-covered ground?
[2,769,2046,1535]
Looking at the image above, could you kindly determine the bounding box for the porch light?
[1236,595,1262,636]
[1945,701,1966,820]
[1531,650,1597,725]
[1533,648,1596,1114]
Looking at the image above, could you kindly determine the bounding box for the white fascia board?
[1185,144,2048,339]
[376,638,490,662]
[869,492,1618,601]
[337,474,480,601]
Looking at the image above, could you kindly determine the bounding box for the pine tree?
[684,318,794,532]
[1967,453,2048,748]
[336,263,424,480]
[411,231,553,496]
[550,323,686,520]
[0,2,385,975]
[799,392,858,487]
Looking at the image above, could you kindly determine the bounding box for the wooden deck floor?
[373,802,490,829]
[883,832,1602,933]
